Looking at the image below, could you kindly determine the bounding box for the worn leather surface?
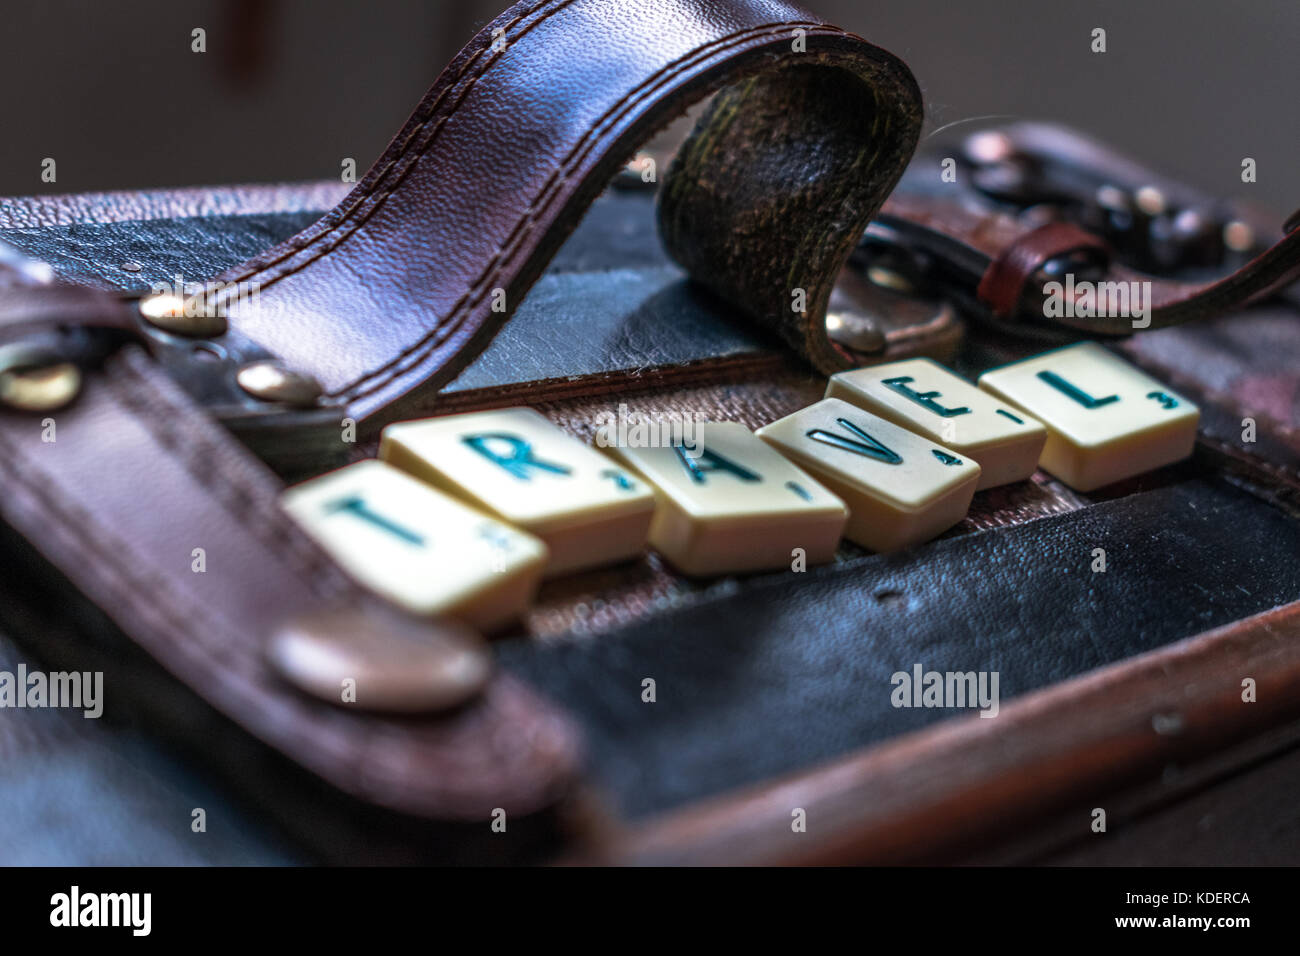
[0,612,300,864]
[0,181,349,231]
[500,474,1300,820]
[1120,305,1300,488]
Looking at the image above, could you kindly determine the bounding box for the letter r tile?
[756,399,980,552]
[600,421,847,576]
[976,342,1199,491]
[380,407,655,575]
[282,460,547,631]
[826,358,1047,489]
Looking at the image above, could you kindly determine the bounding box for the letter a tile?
[977,342,1199,491]
[601,421,847,576]
[756,399,980,552]
[282,460,547,631]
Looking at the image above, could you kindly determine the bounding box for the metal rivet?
[121,260,143,273]
[1223,220,1255,253]
[1134,185,1166,217]
[0,346,81,412]
[825,311,886,354]
[236,361,323,407]
[1095,184,1130,212]
[1152,712,1185,737]
[1018,203,1062,229]
[138,292,228,337]
[267,605,491,713]
[865,265,914,295]
[1172,208,1204,236]
[965,130,1014,165]
[970,161,1028,199]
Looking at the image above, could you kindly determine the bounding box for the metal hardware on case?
[956,125,1256,274]
[1223,220,1255,253]
[138,292,229,337]
[0,344,81,412]
[864,264,915,294]
[236,361,323,407]
[134,317,346,479]
[825,311,886,354]
[857,217,1081,341]
[830,234,959,356]
[268,604,492,714]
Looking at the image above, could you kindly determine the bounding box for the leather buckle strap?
[976,222,1111,320]
[876,121,1300,339]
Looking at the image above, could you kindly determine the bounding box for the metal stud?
[1134,185,1166,217]
[0,345,81,412]
[236,361,323,407]
[865,265,914,295]
[825,311,886,354]
[1223,220,1256,254]
[138,292,228,337]
[965,130,1015,165]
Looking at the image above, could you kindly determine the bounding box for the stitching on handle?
[217,0,570,289]
[328,20,836,402]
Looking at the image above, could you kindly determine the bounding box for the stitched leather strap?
[0,348,580,820]
[976,222,1110,320]
[204,0,922,423]
[882,190,1300,335]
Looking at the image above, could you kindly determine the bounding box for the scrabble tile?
[380,407,655,575]
[756,398,980,552]
[826,358,1047,489]
[281,460,547,631]
[976,342,1199,491]
[600,421,847,576]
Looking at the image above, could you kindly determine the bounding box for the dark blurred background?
[2,0,1297,212]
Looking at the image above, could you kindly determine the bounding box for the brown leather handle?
[203,0,922,424]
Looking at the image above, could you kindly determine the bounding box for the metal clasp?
[957,124,1259,274]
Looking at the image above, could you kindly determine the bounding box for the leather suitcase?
[2,0,1300,867]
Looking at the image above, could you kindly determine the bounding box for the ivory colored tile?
[756,399,980,552]
[600,421,847,576]
[380,407,655,575]
[977,342,1199,491]
[826,358,1047,489]
[281,460,547,631]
